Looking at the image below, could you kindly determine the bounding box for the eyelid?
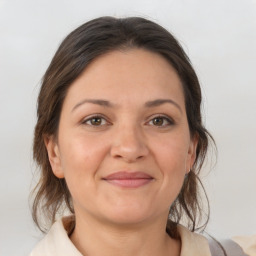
[146,114,175,126]
[81,114,111,126]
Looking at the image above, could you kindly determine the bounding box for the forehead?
[63,48,185,109]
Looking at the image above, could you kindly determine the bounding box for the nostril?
[111,148,147,163]
[110,130,149,162]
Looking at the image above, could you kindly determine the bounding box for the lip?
[103,171,153,188]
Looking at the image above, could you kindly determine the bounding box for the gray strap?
[222,239,249,256]
[208,237,226,256]
[208,237,248,256]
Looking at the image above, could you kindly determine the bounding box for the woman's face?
[46,49,197,226]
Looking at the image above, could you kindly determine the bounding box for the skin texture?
[45,49,198,256]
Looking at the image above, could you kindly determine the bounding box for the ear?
[186,134,198,174]
[44,135,64,178]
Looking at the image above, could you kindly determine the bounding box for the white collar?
[30,216,211,256]
[177,225,211,256]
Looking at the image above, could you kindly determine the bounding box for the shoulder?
[207,234,254,256]
[177,225,254,256]
[29,216,82,256]
[232,234,256,256]
[177,225,212,256]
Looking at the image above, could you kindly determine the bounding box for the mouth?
[102,171,153,188]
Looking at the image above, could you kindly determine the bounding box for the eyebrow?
[72,98,182,113]
[144,99,182,113]
[72,99,115,112]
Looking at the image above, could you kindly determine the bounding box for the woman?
[30,16,250,256]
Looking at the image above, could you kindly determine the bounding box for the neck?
[70,211,181,256]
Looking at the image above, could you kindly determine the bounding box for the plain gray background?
[0,0,256,255]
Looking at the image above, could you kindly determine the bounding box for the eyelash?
[82,115,110,126]
[81,114,174,128]
[147,115,174,127]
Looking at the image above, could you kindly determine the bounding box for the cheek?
[153,136,189,197]
[60,132,108,166]
[155,136,189,173]
[58,134,110,188]
[58,136,110,209]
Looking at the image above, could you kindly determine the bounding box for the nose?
[110,124,149,163]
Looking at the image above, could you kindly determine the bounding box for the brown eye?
[83,116,107,126]
[148,116,173,127]
[152,117,164,126]
[91,117,102,125]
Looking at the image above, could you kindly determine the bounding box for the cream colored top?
[30,216,212,256]
[233,234,256,256]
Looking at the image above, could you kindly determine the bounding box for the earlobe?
[186,135,198,174]
[44,135,64,178]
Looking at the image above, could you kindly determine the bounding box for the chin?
[101,206,156,227]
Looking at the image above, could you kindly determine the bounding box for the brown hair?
[32,16,214,236]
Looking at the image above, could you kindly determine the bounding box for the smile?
[103,171,154,188]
